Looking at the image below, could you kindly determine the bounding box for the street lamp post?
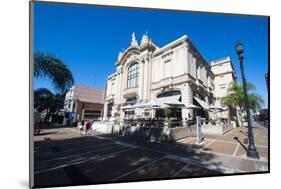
[265,72,269,92]
[235,42,259,159]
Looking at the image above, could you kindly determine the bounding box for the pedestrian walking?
[78,120,84,136]
[85,120,91,135]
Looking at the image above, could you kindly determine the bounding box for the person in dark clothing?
[85,120,91,134]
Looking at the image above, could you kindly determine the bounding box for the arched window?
[127,63,139,88]
[125,96,138,105]
[107,102,113,118]
[157,90,181,98]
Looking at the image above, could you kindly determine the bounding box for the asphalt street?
[34,127,222,187]
[33,122,268,188]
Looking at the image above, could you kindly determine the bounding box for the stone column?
[139,61,144,101]
[115,73,120,104]
[147,53,152,100]
[74,100,78,122]
[143,59,148,101]
[118,71,123,104]
[184,44,189,74]
[181,83,194,122]
[121,68,127,103]
[116,72,123,120]
[119,69,126,121]
[103,101,108,121]
[70,100,74,113]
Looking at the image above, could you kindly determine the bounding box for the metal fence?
[121,118,197,128]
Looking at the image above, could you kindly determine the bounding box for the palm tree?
[248,94,264,113]
[34,52,74,93]
[222,81,264,126]
[34,88,55,113]
[34,88,66,122]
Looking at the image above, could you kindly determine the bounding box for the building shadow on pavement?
[35,131,59,136]
[39,123,77,130]
[33,132,224,188]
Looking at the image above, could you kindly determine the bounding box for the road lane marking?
[112,140,239,173]
[202,140,216,149]
[36,140,139,167]
[35,145,120,165]
[177,137,194,143]
[166,154,236,174]
[232,143,240,156]
[35,142,114,158]
[110,156,166,181]
[114,140,247,173]
[171,164,191,177]
[35,137,111,150]
[115,141,138,149]
[92,135,110,140]
[35,148,133,174]
[199,146,268,163]
[196,138,268,150]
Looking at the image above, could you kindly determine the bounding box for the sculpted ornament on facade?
[126,54,139,64]
[120,50,140,65]
[140,34,149,46]
[130,32,138,47]
[118,52,123,61]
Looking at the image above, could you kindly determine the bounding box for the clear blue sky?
[34,2,269,107]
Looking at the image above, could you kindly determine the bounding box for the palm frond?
[34,52,74,93]
[224,81,263,110]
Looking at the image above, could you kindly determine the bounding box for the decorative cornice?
[154,35,188,57]
[115,46,140,66]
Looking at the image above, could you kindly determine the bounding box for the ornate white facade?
[103,33,236,122]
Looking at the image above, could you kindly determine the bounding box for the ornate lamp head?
[236,41,244,60]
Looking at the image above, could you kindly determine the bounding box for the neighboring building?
[103,33,237,122]
[211,57,237,120]
[211,57,237,107]
[64,85,105,123]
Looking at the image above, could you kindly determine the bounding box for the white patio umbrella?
[147,100,170,109]
[132,102,147,108]
[209,105,226,112]
[164,102,185,108]
[183,104,201,109]
[121,104,134,110]
[141,101,169,119]
[209,105,227,122]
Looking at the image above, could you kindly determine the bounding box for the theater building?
[103,33,236,122]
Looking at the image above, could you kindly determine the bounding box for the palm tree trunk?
[227,107,231,124]
[236,107,243,127]
[240,108,244,127]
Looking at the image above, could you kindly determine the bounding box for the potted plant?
[164,108,173,127]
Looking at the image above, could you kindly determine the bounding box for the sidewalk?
[174,121,268,172]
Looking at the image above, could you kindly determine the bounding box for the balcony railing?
[123,87,139,98]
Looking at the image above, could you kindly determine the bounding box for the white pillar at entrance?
[139,61,144,100]
[143,60,148,101]
[121,68,127,104]
[118,71,123,104]
[115,73,120,104]
[103,102,108,120]
[120,69,126,120]
[181,83,194,121]
[147,53,152,100]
